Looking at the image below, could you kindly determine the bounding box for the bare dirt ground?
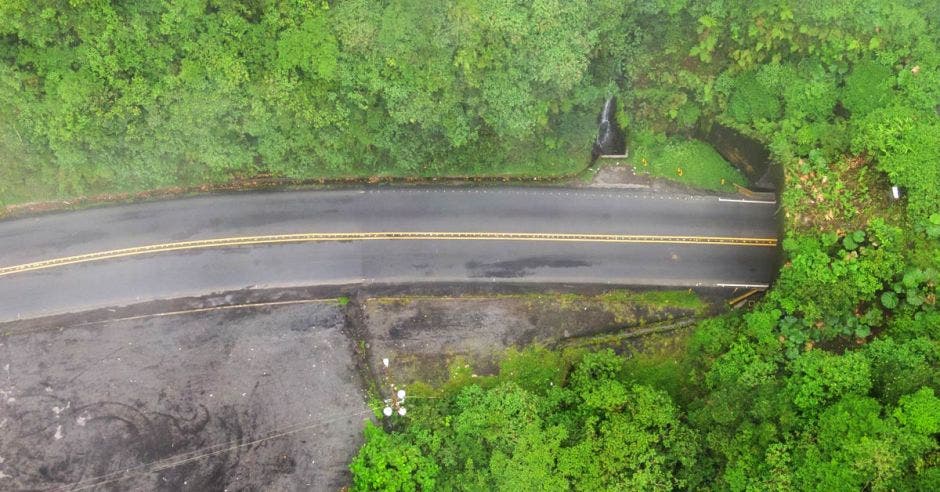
[0,301,369,491]
[583,160,653,189]
[356,292,704,386]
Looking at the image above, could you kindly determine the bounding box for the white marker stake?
[717,197,776,204]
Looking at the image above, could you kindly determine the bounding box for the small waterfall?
[591,96,626,161]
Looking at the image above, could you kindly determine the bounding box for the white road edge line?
[717,198,777,204]
[716,283,770,289]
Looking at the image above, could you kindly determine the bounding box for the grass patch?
[522,289,707,325]
[624,352,685,398]
[629,130,746,192]
[622,328,697,404]
[598,289,706,315]
[375,289,706,314]
[425,328,697,404]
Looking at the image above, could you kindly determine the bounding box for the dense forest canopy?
[2,1,938,211]
[0,0,617,202]
[1,0,938,489]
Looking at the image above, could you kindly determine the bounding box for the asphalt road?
[0,187,779,322]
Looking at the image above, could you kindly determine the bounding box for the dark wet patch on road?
[466,256,590,278]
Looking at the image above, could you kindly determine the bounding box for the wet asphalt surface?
[0,187,779,321]
[0,301,369,491]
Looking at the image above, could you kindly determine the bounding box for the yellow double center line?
[0,231,777,278]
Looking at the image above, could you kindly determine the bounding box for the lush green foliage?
[351,0,940,489]
[354,349,702,491]
[726,71,782,125]
[0,0,632,204]
[355,335,939,490]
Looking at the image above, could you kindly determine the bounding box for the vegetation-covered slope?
[0,0,616,203]
[348,1,940,490]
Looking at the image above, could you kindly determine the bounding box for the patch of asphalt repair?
[0,300,369,491]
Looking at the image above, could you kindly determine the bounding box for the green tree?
[350,421,439,491]
[841,61,895,117]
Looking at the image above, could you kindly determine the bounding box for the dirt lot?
[0,300,369,491]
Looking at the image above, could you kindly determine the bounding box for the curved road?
[0,187,779,322]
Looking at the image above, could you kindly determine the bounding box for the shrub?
[727,71,782,124]
[841,61,895,116]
